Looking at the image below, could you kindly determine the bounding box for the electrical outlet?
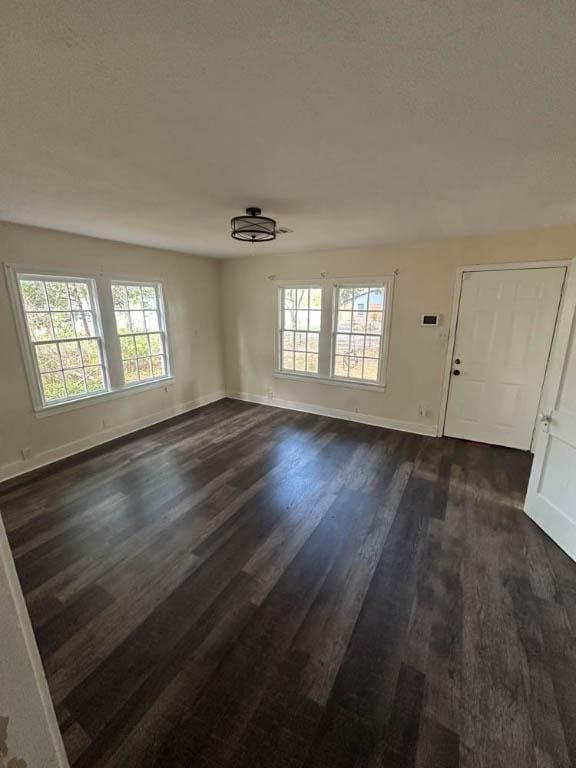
[21,447,32,461]
[418,403,434,419]
[266,386,274,399]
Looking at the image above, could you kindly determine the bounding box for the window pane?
[310,288,322,309]
[112,284,129,309]
[364,336,380,358]
[367,312,382,333]
[115,311,131,334]
[144,310,160,332]
[338,288,353,311]
[135,334,150,357]
[119,335,136,359]
[363,359,379,381]
[21,280,48,310]
[142,286,157,309]
[296,310,308,330]
[284,310,295,330]
[64,368,86,395]
[80,339,100,366]
[41,372,66,401]
[353,288,370,311]
[123,360,139,383]
[350,335,365,356]
[306,354,318,373]
[294,352,306,371]
[294,332,307,352]
[282,331,294,351]
[85,366,105,392]
[309,310,321,332]
[151,355,165,377]
[369,287,384,310]
[284,288,296,309]
[282,350,294,370]
[307,333,319,353]
[352,312,367,333]
[52,312,75,339]
[127,286,143,308]
[148,333,163,355]
[137,357,152,379]
[59,341,82,369]
[348,356,363,378]
[130,311,146,332]
[334,355,348,377]
[297,288,309,309]
[69,282,91,310]
[35,343,60,372]
[337,311,351,332]
[73,311,95,337]
[336,334,350,354]
[46,282,70,310]
[28,313,53,341]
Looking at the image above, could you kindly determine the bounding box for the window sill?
[34,376,176,418]
[273,371,386,392]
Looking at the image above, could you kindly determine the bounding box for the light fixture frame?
[231,207,277,242]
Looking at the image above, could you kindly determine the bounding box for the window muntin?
[111,282,169,385]
[333,286,385,383]
[18,276,107,404]
[279,287,322,375]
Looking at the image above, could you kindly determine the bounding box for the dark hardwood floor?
[2,399,576,768]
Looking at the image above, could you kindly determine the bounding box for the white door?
[525,261,576,561]
[444,267,566,450]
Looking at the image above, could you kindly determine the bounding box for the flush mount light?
[231,207,276,242]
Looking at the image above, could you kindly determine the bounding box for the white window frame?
[5,264,174,416]
[273,275,394,390]
[110,279,172,387]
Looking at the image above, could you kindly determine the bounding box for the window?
[111,282,168,384]
[8,267,172,411]
[276,278,392,387]
[333,286,385,383]
[279,287,322,374]
[17,275,107,404]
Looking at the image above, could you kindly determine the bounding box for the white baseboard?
[0,391,226,484]
[227,391,437,437]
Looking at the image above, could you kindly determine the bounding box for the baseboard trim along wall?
[1,390,438,485]
[226,391,438,437]
[0,391,226,484]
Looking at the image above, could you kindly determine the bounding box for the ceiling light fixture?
[231,207,276,242]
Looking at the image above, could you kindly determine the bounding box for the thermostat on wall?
[420,314,441,326]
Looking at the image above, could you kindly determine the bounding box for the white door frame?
[437,260,571,440]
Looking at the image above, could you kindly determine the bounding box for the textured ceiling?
[1,1,576,257]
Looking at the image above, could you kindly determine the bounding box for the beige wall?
[2,222,575,480]
[0,222,224,480]
[220,225,576,434]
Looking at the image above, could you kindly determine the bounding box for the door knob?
[454,358,461,364]
[540,412,552,423]
[453,370,461,376]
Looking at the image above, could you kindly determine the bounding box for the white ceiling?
[1,1,576,258]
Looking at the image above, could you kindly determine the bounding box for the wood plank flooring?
[2,398,576,767]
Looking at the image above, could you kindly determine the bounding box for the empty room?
[1,2,576,767]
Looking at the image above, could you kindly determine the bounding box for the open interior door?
[525,259,576,561]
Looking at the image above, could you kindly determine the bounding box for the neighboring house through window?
[276,277,393,387]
